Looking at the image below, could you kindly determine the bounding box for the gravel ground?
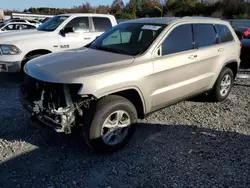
[0,67,250,188]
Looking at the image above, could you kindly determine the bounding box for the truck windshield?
[37,15,69,32]
[89,23,166,56]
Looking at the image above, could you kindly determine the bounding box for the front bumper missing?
[19,84,75,133]
[19,85,64,131]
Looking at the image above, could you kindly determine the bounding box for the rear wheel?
[83,95,137,153]
[210,67,234,102]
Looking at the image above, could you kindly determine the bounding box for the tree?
[166,0,198,16]
[110,0,124,14]
[95,5,110,14]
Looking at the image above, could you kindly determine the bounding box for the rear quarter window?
[93,17,112,32]
[193,24,217,48]
[215,24,234,43]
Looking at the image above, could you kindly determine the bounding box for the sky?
[1,0,129,11]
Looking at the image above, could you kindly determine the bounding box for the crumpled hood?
[25,48,135,83]
[0,30,49,43]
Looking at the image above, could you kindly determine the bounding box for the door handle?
[218,48,224,52]
[84,37,91,40]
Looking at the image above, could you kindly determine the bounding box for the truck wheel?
[21,54,43,73]
[83,95,137,153]
[210,67,234,102]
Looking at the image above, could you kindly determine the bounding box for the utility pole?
[154,5,163,17]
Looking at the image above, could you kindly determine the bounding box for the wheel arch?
[21,49,52,66]
[222,60,239,79]
[98,87,146,119]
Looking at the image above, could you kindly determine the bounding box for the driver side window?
[102,30,132,45]
[64,17,90,32]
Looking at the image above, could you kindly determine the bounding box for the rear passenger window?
[93,17,112,32]
[162,24,193,55]
[215,24,234,43]
[193,24,217,48]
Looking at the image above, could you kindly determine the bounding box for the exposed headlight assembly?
[0,45,21,55]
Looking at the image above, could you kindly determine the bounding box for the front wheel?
[83,95,137,153]
[21,54,44,73]
[210,67,234,102]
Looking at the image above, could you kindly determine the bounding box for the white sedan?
[0,22,37,33]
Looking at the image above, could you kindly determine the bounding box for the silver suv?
[20,17,241,153]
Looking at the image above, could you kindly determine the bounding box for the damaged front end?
[20,75,94,134]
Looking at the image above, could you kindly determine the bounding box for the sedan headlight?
[0,45,21,55]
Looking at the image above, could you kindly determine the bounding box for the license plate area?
[0,64,7,72]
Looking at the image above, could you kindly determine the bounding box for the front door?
[58,17,96,51]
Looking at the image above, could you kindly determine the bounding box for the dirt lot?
[0,63,250,188]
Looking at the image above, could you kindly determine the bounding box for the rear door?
[58,17,94,50]
[91,17,113,39]
[192,23,223,88]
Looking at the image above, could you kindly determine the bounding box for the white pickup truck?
[0,13,117,72]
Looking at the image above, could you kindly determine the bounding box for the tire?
[210,67,234,102]
[21,54,44,74]
[83,95,137,153]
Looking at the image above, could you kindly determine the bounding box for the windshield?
[89,23,166,56]
[37,15,69,32]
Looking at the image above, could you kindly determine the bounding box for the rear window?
[193,24,217,48]
[93,17,112,32]
[215,24,234,43]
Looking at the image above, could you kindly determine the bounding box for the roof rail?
[181,16,222,20]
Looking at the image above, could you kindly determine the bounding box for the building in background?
[10,12,53,20]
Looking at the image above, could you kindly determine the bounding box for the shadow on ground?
[0,122,250,188]
[0,65,250,188]
[240,58,250,69]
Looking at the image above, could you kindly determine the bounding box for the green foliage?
[116,12,136,19]
[17,0,250,19]
[166,0,198,16]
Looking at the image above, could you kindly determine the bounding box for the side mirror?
[60,27,74,35]
[154,46,162,58]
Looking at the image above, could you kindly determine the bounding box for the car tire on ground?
[210,67,234,102]
[83,95,137,153]
[21,54,44,73]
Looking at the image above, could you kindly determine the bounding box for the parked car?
[234,27,250,40]
[0,22,37,33]
[5,18,30,24]
[0,13,117,73]
[240,34,250,61]
[20,17,241,153]
[27,20,42,27]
